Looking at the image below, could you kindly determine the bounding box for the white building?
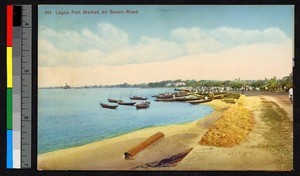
[165,83,174,87]
[175,82,186,87]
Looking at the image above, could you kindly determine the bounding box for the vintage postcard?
[37,5,294,170]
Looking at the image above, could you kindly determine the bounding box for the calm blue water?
[38,88,213,154]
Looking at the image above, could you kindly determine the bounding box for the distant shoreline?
[38,87,169,89]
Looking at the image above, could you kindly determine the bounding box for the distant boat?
[129,96,148,100]
[63,83,71,89]
[108,98,122,103]
[100,103,118,109]
[118,102,136,106]
[135,101,150,109]
[108,89,122,103]
[187,99,212,104]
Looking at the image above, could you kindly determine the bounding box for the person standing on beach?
[288,87,293,102]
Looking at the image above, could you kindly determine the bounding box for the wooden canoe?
[108,98,122,103]
[187,99,212,104]
[118,102,136,106]
[154,98,174,102]
[130,96,148,100]
[135,102,150,109]
[100,103,118,109]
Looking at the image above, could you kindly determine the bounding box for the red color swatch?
[7,5,13,47]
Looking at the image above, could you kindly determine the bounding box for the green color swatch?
[7,88,12,129]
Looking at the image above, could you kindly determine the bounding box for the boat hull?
[108,98,122,103]
[187,99,212,104]
[118,102,136,106]
[130,97,148,100]
[136,104,149,109]
[100,103,118,109]
[135,102,150,109]
[154,98,174,102]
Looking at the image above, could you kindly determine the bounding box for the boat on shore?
[118,102,136,106]
[154,98,174,102]
[108,98,122,103]
[155,94,202,102]
[130,96,148,100]
[173,96,202,102]
[135,101,150,109]
[100,103,118,109]
[154,94,173,99]
[187,99,212,104]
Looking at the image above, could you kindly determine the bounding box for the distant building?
[175,82,186,87]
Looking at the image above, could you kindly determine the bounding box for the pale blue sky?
[38,5,294,86]
[39,5,294,44]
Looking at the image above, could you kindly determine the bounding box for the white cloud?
[39,22,129,53]
[38,39,104,67]
[211,27,288,45]
[39,24,290,67]
[98,36,184,65]
[171,26,289,54]
[38,39,293,87]
[39,23,184,66]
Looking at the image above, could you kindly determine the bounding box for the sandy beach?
[38,92,293,171]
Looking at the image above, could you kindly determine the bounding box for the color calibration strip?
[7,5,13,169]
[7,5,32,169]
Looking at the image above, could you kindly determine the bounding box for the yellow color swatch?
[7,47,12,88]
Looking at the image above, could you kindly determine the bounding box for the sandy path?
[177,95,293,171]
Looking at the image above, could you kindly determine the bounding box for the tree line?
[147,73,293,92]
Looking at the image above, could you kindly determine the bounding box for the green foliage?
[250,80,265,88]
[146,73,293,91]
[280,73,293,89]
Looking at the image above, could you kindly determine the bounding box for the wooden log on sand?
[124,132,165,160]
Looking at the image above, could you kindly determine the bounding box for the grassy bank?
[259,100,293,170]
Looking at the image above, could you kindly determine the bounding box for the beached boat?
[154,98,174,102]
[100,103,118,109]
[156,94,174,99]
[174,92,192,97]
[135,101,150,109]
[173,96,202,102]
[174,87,192,92]
[108,98,122,103]
[118,102,136,106]
[129,96,148,100]
[187,99,212,104]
